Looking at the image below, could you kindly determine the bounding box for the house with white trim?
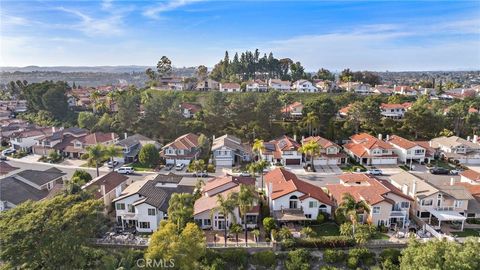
[386,135,430,164]
[343,133,397,165]
[292,80,317,93]
[260,135,302,165]
[219,83,241,92]
[281,102,304,118]
[380,103,413,119]
[211,134,251,167]
[161,133,200,165]
[430,136,480,165]
[302,136,347,165]
[268,79,291,91]
[246,80,268,92]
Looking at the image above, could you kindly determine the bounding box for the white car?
[175,163,185,171]
[115,166,134,174]
[2,148,16,156]
[366,169,383,175]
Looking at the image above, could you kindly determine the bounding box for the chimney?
[301,135,305,143]
[474,135,478,143]
[111,133,115,141]
[467,136,471,141]
[100,184,106,196]
[124,132,128,139]
[268,182,273,195]
[378,134,382,140]
[386,134,390,141]
[411,180,417,197]
[212,135,215,141]
[450,177,455,186]
[293,134,297,141]
[52,126,56,133]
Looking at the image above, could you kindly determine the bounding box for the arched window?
[289,195,298,209]
[319,204,327,213]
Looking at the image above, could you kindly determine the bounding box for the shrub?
[316,212,326,223]
[301,227,316,238]
[138,144,160,168]
[323,249,345,264]
[72,170,93,183]
[48,151,62,163]
[207,164,215,173]
[219,248,248,268]
[263,217,276,235]
[294,236,355,249]
[347,256,359,269]
[320,266,341,270]
[379,248,401,265]
[285,249,311,270]
[80,153,89,160]
[278,227,293,241]
[349,248,376,267]
[251,250,276,268]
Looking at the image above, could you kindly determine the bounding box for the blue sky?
[1,0,479,71]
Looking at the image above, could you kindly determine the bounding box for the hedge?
[293,236,355,249]
[251,250,276,268]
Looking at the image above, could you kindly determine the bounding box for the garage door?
[327,158,339,165]
[372,158,397,165]
[466,158,480,164]
[313,158,327,166]
[215,159,232,166]
[285,159,301,165]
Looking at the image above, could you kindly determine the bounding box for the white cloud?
[102,0,114,10]
[143,0,203,19]
[56,7,125,36]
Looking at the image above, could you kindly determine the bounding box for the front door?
[217,220,226,230]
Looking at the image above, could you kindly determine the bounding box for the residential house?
[10,126,54,153]
[292,80,318,92]
[196,79,219,91]
[82,171,130,213]
[265,168,333,222]
[167,78,188,91]
[194,175,259,230]
[268,79,291,91]
[179,102,202,119]
[32,127,89,156]
[343,133,397,165]
[219,83,241,92]
[430,136,480,164]
[260,135,302,165]
[211,134,251,167]
[380,103,412,119]
[393,85,418,96]
[0,168,65,211]
[352,83,373,95]
[302,136,347,165]
[460,170,480,185]
[245,80,268,92]
[338,104,352,118]
[389,171,471,231]
[373,85,394,95]
[314,80,332,92]
[454,181,480,218]
[281,102,304,118]
[386,135,430,164]
[0,119,30,143]
[64,132,119,158]
[161,133,200,165]
[113,173,193,232]
[116,134,161,163]
[327,173,413,227]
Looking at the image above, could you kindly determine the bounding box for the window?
[319,204,328,213]
[309,201,318,208]
[139,222,150,229]
[127,204,135,213]
[203,219,211,226]
[415,149,425,154]
[421,199,433,206]
[116,203,125,210]
[148,208,156,216]
[246,215,257,224]
[454,200,463,208]
[373,206,380,214]
[400,202,410,209]
[305,214,312,219]
[289,195,298,209]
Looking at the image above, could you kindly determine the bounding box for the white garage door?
[215,159,232,166]
[313,158,327,166]
[372,158,397,165]
[327,158,339,165]
[466,158,480,165]
[176,159,191,166]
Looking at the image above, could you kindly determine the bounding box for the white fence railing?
[207,242,272,248]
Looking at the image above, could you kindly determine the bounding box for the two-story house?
[161,133,200,165]
[292,80,318,93]
[430,136,480,164]
[64,132,119,158]
[386,135,430,164]
[32,127,89,156]
[281,102,304,118]
[265,168,333,222]
[179,102,202,119]
[393,85,418,96]
[82,171,130,213]
[0,168,65,211]
[194,175,259,230]
[268,79,291,91]
[302,136,347,165]
[343,133,397,165]
[327,173,413,228]
[113,173,193,232]
[260,135,302,165]
[246,80,268,92]
[196,79,219,91]
[380,103,412,119]
[10,127,54,153]
[211,134,251,167]
[116,134,161,163]
[389,171,470,231]
[219,83,241,92]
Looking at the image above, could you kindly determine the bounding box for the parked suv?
[429,167,450,175]
[366,169,383,175]
[2,148,16,156]
[115,166,134,174]
[193,171,208,177]
[175,163,185,171]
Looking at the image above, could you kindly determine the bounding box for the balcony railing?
[390,210,407,217]
[434,206,455,211]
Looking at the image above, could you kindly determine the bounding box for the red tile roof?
[203,175,255,193]
[221,83,240,89]
[164,133,199,150]
[387,135,419,149]
[460,170,480,182]
[281,102,303,113]
[303,136,339,149]
[265,168,333,205]
[80,132,118,145]
[180,102,201,114]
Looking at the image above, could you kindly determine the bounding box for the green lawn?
[452,229,480,238]
[430,159,455,169]
[128,162,155,172]
[309,222,340,236]
[371,232,390,240]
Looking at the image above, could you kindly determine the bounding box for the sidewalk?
[12,155,110,172]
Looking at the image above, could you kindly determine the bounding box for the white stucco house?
[386,135,431,164]
[302,136,347,165]
[260,135,302,165]
[268,79,291,91]
[343,133,397,165]
[430,136,480,165]
[246,80,268,92]
[265,168,333,222]
[219,83,241,92]
[292,80,318,93]
[161,133,200,165]
[211,134,251,167]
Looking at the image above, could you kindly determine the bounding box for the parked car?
[115,166,134,174]
[175,163,185,171]
[193,171,208,177]
[165,163,174,171]
[107,160,119,168]
[429,167,450,175]
[449,169,463,175]
[0,155,7,161]
[366,169,383,175]
[239,171,251,177]
[2,148,16,156]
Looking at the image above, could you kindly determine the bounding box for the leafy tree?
[115,91,140,132]
[145,221,206,270]
[285,249,311,270]
[237,184,257,246]
[252,139,265,161]
[72,169,93,183]
[93,113,114,133]
[212,193,238,247]
[86,144,105,177]
[0,195,104,269]
[23,81,70,121]
[196,65,208,81]
[168,193,195,231]
[335,193,370,236]
[138,143,160,168]
[316,68,335,81]
[299,140,321,171]
[157,56,172,78]
[103,145,123,171]
[77,112,98,130]
[230,223,242,245]
[263,217,276,236]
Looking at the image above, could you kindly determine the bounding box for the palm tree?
[252,139,265,162]
[237,184,257,247]
[302,111,320,136]
[230,223,242,246]
[86,144,105,177]
[103,145,123,171]
[213,193,238,247]
[335,193,370,235]
[140,91,152,105]
[251,229,260,243]
[299,140,321,172]
[256,160,268,192]
[167,193,194,231]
